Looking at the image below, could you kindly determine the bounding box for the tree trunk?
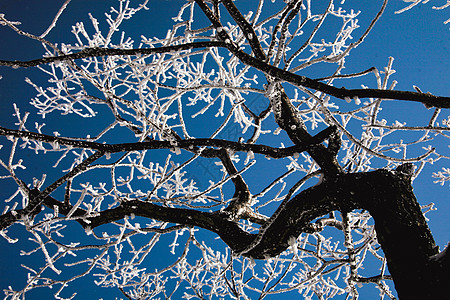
[237,168,447,299]
[357,170,449,299]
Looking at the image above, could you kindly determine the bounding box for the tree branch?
[35,167,438,266]
[265,82,342,176]
[1,44,448,108]
[39,191,255,254]
[234,48,450,108]
[221,0,266,60]
[0,41,225,68]
[0,151,104,230]
[0,125,337,159]
[13,165,446,297]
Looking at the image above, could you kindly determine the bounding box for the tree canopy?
[0,0,449,299]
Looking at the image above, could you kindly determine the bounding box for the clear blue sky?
[0,1,448,299]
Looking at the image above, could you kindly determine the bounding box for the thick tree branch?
[231,48,450,109]
[8,161,445,298]
[271,0,303,67]
[38,191,255,254]
[266,0,299,63]
[0,125,337,159]
[216,149,252,217]
[1,44,448,108]
[32,166,445,298]
[0,41,225,68]
[221,0,266,60]
[30,167,437,263]
[266,82,342,176]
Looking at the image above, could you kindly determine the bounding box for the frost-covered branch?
[0,150,104,230]
[0,41,226,68]
[0,125,337,159]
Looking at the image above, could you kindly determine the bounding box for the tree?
[0,0,448,299]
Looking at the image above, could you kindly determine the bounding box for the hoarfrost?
[0,0,445,298]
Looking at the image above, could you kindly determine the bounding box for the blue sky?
[0,0,448,299]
